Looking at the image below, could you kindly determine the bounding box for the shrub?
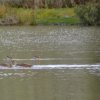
[16,8,35,25]
[75,1,100,25]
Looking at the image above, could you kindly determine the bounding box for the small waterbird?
[12,60,32,67]
[0,63,11,67]
[33,56,40,60]
[5,56,13,62]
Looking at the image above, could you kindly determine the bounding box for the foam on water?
[32,64,100,69]
[0,64,100,69]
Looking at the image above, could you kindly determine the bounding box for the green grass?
[35,8,79,24]
[35,8,76,19]
[36,18,79,24]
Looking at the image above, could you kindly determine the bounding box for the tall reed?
[0,4,6,17]
[0,4,35,25]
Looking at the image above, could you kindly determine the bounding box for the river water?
[0,26,100,100]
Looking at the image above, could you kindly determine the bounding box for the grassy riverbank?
[0,4,79,25]
[35,8,79,25]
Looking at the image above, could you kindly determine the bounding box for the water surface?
[0,26,100,65]
[0,26,100,100]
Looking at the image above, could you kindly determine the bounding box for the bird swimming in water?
[33,56,40,60]
[12,60,32,67]
[5,56,12,62]
[0,63,11,67]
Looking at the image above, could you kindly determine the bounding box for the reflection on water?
[0,26,100,100]
[0,69,100,100]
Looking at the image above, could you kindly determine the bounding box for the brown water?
[0,26,100,100]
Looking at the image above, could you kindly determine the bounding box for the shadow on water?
[0,26,100,100]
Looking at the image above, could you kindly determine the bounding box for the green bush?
[75,1,100,25]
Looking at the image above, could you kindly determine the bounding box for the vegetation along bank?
[0,0,100,26]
